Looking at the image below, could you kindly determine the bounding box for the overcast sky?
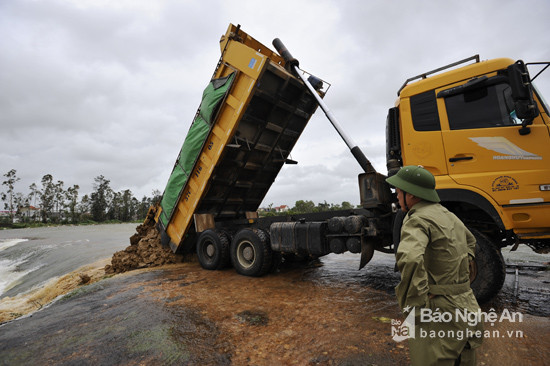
[1,0,549,208]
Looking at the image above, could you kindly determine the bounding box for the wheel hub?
[236,240,256,268]
[242,246,254,261]
[206,243,215,257]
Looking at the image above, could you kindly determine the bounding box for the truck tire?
[468,228,506,304]
[230,228,273,277]
[329,237,346,254]
[196,229,230,270]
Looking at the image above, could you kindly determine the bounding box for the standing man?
[386,166,483,366]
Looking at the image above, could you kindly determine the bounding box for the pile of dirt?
[105,221,183,274]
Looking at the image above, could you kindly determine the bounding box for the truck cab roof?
[399,57,515,98]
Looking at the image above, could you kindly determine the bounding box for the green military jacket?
[395,201,483,365]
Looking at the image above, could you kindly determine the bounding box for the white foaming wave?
[0,255,43,296]
[0,238,28,252]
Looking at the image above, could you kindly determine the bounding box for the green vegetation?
[1,169,160,227]
[260,199,358,217]
[2,169,358,227]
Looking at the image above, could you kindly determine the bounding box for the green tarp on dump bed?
[159,73,235,227]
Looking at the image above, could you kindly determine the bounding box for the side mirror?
[507,60,539,135]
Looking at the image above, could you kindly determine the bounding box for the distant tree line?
[1,169,358,225]
[261,199,358,217]
[1,169,161,225]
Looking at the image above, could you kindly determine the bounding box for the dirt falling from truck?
[105,220,183,274]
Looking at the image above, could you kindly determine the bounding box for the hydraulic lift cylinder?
[272,38,376,174]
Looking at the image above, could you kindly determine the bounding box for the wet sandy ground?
[1,252,549,365]
[0,258,112,324]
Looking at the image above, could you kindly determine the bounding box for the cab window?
[443,83,522,130]
[410,90,441,131]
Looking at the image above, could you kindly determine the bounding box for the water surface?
[0,223,136,299]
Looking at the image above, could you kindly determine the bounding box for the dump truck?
[148,23,550,303]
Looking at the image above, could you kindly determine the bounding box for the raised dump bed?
[155,24,322,253]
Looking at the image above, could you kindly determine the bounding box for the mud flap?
[359,238,375,270]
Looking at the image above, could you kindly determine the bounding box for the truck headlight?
[540,184,550,191]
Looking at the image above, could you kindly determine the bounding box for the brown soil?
[1,257,548,365]
[98,220,549,365]
[105,221,183,274]
[133,262,550,366]
[140,262,411,365]
[100,219,409,364]
[477,315,550,366]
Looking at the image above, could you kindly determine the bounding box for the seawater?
[0,224,136,300]
[0,239,32,295]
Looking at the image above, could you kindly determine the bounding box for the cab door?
[438,77,550,209]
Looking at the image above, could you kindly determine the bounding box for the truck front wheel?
[196,229,230,270]
[230,228,273,277]
[468,228,506,304]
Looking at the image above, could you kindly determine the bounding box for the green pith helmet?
[386,165,440,203]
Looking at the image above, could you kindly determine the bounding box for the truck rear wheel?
[468,228,506,304]
[230,228,273,277]
[196,229,230,270]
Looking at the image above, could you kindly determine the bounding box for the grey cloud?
[1,0,549,208]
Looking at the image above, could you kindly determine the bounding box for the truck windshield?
[444,82,522,130]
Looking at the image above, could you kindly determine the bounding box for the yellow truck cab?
[386,56,550,299]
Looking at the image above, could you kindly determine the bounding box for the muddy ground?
[1,252,549,366]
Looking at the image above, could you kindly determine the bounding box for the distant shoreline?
[1,220,142,230]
